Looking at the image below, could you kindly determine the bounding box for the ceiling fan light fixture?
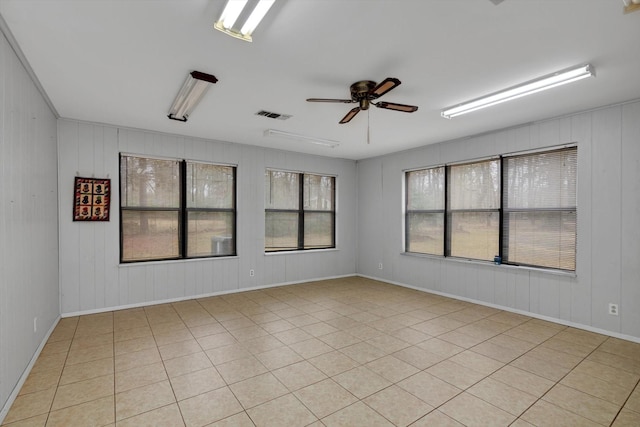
[264,129,340,148]
[441,64,595,119]
[168,71,218,122]
[214,0,275,42]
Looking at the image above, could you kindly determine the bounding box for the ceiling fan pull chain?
[367,109,370,144]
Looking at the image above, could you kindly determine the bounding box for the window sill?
[119,255,239,268]
[265,248,339,256]
[401,252,577,278]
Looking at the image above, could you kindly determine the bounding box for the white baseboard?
[357,274,640,345]
[0,316,61,425]
[62,273,356,318]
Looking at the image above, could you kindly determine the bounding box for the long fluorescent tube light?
[264,129,340,148]
[168,71,218,122]
[214,0,275,42]
[441,64,595,119]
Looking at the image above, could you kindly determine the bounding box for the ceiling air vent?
[255,110,292,120]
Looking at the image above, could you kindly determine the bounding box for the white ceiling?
[1,0,639,160]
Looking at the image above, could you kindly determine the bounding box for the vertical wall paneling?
[533,273,560,319]
[77,123,96,311]
[0,30,59,418]
[476,266,495,304]
[620,102,640,337]
[355,158,384,278]
[571,113,593,326]
[513,270,530,312]
[103,126,120,308]
[58,122,80,313]
[590,106,622,332]
[493,269,509,307]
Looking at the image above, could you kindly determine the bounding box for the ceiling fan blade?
[307,98,354,103]
[339,107,361,124]
[374,101,419,113]
[370,77,401,99]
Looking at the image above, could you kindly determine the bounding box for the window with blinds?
[447,159,501,261]
[404,145,577,272]
[120,154,236,262]
[502,147,577,270]
[405,167,445,255]
[265,170,335,252]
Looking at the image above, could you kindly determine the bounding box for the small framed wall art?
[73,177,110,221]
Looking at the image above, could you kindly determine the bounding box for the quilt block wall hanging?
[73,177,110,221]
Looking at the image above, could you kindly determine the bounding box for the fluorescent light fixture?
[441,64,595,119]
[264,129,340,148]
[214,0,275,42]
[168,71,218,122]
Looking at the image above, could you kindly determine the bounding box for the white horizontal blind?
[405,167,445,255]
[120,156,181,261]
[448,159,500,261]
[264,170,336,251]
[503,147,577,270]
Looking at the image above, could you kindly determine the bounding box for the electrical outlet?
[249,269,255,277]
[378,263,383,270]
[33,317,37,333]
[609,303,619,316]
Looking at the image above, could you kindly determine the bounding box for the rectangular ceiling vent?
[255,110,292,120]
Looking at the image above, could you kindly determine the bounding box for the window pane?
[265,212,298,251]
[304,175,334,211]
[503,147,577,270]
[121,210,179,261]
[503,211,576,270]
[406,213,444,255]
[448,160,500,210]
[187,211,235,257]
[304,212,333,249]
[407,167,444,210]
[120,156,180,208]
[265,170,299,209]
[187,163,234,209]
[504,149,577,209]
[449,212,499,260]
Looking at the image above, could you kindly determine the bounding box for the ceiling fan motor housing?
[351,80,377,110]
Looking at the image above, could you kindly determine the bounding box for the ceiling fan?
[306,78,419,124]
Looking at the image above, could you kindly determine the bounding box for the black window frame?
[501,147,577,271]
[405,166,446,256]
[446,158,501,261]
[404,146,577,272]
[119,154,237,263]
[265,169,336,252]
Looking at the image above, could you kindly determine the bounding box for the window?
[120,154,236,262]
[502,148,576,270]
[405,167,445,255]
[265,170,335,252]
[405,146,577,271]
[447,159,500,261]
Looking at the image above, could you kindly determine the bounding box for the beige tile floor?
[3,276,640,426]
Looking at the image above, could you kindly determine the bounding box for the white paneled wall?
[356,100,640,341]
[57,121,357,315]
[0,31,59,417]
